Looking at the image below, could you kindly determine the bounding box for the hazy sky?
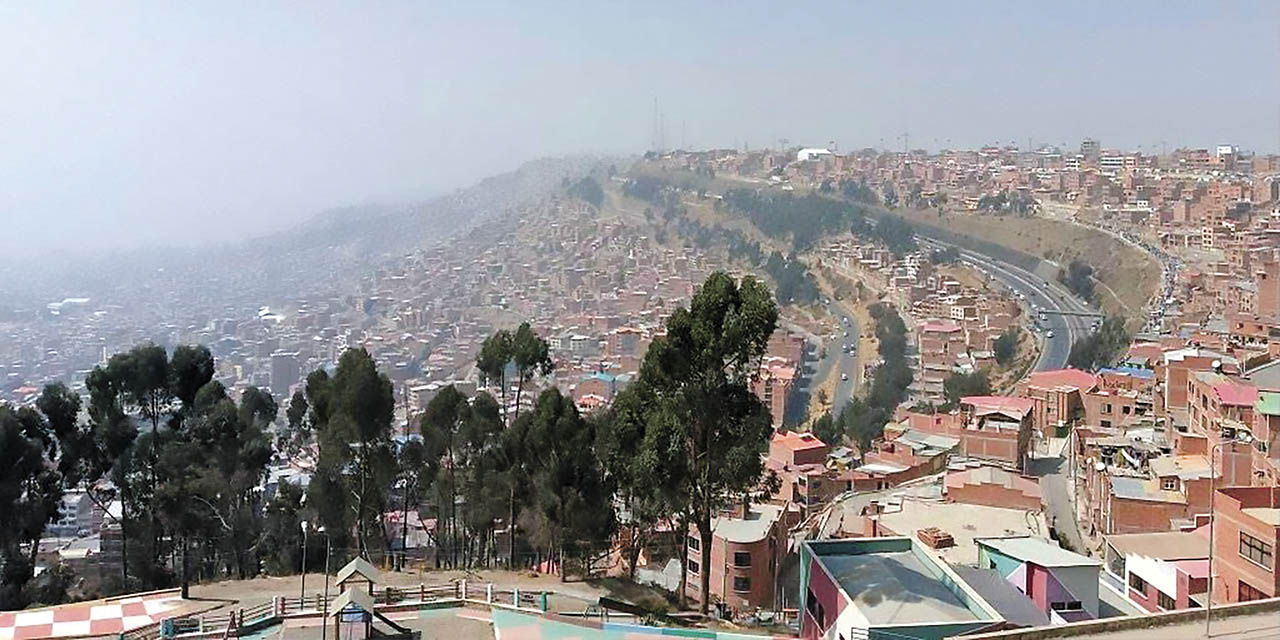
[1,1,1277,256]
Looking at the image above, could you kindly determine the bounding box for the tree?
[420,385,470,567]
[0,405,61,609]
[568,176,605,208]
[943,370,992,408]
[599,381,675,581]
[625,271,778,613]
[994,328,1019,367]
[393,439,435,569]
[477,330,513,421]
[310,348,395,558]
[510,323,553,424]
[810,412,841,447]
[1068,316,1130,370]
[520,389,615,580]
[1059,259,1096,302]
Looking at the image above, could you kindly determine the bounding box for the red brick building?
[685,502,791,612]
[1210,486,1279,604]
[1015,369,1097,436]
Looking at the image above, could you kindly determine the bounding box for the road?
[921,238,1095,371]
[812,300,861,416]
[919,239,1093,553]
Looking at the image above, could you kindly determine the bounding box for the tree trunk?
[699,524,712,615]
[180,537,190,599]
[507,487,517,568]
[626,527,645,579]
[676,522,688,610]
[401,487,411,571]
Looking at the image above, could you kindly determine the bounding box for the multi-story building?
[1210,486,1279,604]
[685,502,790,612]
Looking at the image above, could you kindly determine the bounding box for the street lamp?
[300,520,309,602]
[1206,430,1253,635]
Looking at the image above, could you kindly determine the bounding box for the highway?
[921,239,1096,371]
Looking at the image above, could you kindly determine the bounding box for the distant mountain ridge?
[0,156,603,308]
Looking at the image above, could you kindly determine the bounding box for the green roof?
[1257,391,1280,416]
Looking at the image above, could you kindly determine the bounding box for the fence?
[162,581,560,639]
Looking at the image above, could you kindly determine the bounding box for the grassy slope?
[887,208,1160,324]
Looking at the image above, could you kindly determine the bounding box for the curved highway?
[921,239,1095,371]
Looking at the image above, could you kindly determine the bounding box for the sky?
[1,1,1277,257]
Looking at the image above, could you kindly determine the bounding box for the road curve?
[922,239,1094,371]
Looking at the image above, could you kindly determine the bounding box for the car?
[840,373,849,381]
[843,331,849,337]
[1046,330,1055,338]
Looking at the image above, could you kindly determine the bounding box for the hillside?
[888,208,1160,322]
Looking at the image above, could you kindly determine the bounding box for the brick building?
[1210,486,1279,604]
[1015,369,1097,436]
[685,502,790,612]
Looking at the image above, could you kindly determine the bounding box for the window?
[805,588,825,627]
[1157,591,1176,610]
[1239,581,1266,602]
[1240,532,1273,567]
[1051,601,1082,611]
[733,551,752,567]
[1162,477,1178,491]
[1129,573,1146,593]
[687,536,699,551]
[733,576,751,592]
[1122,406,1132,415]
[688,560,699,575]
[1103,403,1112,414]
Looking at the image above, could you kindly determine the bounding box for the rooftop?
[1148,454,1212,481]
[874,499,1049,566]
[771,430,827,452]
[977,536,1100,568]
[1256,391,1280,416]
[951,565,1050,628]
[962,395,1034,420]
[806,538,1000,627]
[1110,476,1186,504]
[1104,530,1208,560]
[1023,368,1098,392]
[710,502,784,544]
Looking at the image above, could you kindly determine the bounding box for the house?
[1103,529,1209,612]
[1015,369,1098,436]
[960,396,1035,470]
[847,425,958,490]
[685,502,790,612]
[799,538,1003,640]
[1210,486,1279,604]
[976,536,1102,623]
